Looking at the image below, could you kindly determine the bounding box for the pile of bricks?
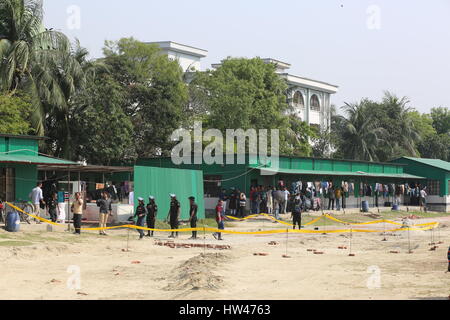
[154,241,231,250]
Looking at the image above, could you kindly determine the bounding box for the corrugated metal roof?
[399,157,450,172]
[0,154,79,166]
[258,167,425,180]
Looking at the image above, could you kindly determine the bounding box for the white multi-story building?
[150,41,339,131]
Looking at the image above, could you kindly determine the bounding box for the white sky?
[43,0,450,114]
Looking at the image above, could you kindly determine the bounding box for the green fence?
[134,166,205,220]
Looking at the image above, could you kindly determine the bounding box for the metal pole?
[203,225,206,254]
[408,227,412,254]
[127,228,130,252]
[285,228,289,256]
[349,227,353,255]
[67,170,71,232]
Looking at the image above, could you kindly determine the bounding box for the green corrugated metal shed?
[138,155,424,197]
[391,157,450,196]
[134,166,205,220]
[0,134,78,201]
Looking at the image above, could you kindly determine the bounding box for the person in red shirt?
[213,200,225,240]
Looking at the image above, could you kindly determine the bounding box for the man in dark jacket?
[47,192,58,223]
[291,196,303,230]
[166,194,180,238]
[188,196,198,239]
[135,197,146,240]
[146,196,157,237]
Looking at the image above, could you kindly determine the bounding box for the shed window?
[204,175,222,197]
[427,180,440,196]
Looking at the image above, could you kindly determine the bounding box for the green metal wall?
[0,163,37,201]
[134,166,205,220]
[392,158,449,196]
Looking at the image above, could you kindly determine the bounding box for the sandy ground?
[0,213,449,300]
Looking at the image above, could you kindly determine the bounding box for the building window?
[293,92,304,109]
[204,175,222,197]
[0,168,15,202]
[427,180,440,196]
[310,94,321,111]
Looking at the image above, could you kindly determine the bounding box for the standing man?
[213,199,224,240]
[291,196,302,230]
[328,186,336,210]
[266,186,273,216]
[47,192,58,223]
[188,196,198,240]
[135,197,146,240]
[282,187,290,214]
[96,191,112,236]
[29,182,44,223]
[238,190,246,218]
[228,189,237,216]
[57,190,66,223]
[146,196,157,237]
[71,192,84,235]
[335,187,342,211]
[420,187,428,211]
[219,189,228,215]
[166,194,180,238]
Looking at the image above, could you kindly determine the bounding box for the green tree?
[430,107,450,135]
[0,0,85,136]
[190,57,313,155]
[0,92,33,134]
[102,38,188,158]
[336,99,389,161]
[69,74,134,165]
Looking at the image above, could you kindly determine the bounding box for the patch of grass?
[0,240,33,247]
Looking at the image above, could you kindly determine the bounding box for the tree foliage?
[0,92,33,134]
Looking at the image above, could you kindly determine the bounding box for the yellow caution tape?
[5,202,439,235]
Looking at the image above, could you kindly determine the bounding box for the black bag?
[39,200,46,210]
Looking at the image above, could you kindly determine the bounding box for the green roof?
[398,157,450,172]
[258,167,425,180]
[0,153,79,166]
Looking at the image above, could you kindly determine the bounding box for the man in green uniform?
[166,194,180,238]
[188,196,198,240]
[146,196,157,237]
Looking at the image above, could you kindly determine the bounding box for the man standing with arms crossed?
[188,196,198,240]
[29,182,44,223]
[167,194,180,238]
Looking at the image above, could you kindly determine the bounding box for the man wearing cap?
[166,194,180,238]
[146,196,158,237]
[188,196,198,240]
[135,197,147,240]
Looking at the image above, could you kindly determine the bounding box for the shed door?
[0,168,15,202]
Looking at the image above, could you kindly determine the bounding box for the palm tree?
[0,0,84,136]
[337,99,389,161]
[381,91,420,157]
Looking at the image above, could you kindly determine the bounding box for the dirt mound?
[164,253,231,291]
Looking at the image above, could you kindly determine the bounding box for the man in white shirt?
[29,182,44,223]
[283,187,290,214]
[419,187,427,209]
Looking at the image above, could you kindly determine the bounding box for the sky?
[43,0,450,114]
